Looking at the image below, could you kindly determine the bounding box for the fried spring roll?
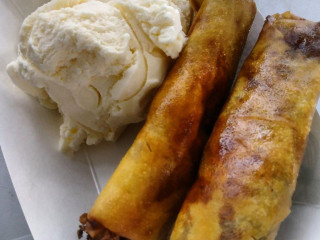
[80,0,256,239]
[170,12,320,240]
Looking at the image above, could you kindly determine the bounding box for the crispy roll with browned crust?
[79,0,256,239]
[170,12,320,240]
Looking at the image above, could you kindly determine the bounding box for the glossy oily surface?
[87,0,256,239]
[170,12,320,240]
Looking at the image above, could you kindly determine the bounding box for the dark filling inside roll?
[78,213,128,240]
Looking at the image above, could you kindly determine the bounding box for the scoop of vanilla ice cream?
[7,0,192,152]
[113,0,191,58]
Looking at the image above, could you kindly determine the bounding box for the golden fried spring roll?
[170,12,320,240]
[80,0,256,239]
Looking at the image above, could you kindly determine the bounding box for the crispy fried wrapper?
[79,0,256,239]
[169,12,320,240]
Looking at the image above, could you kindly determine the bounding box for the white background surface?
[0,1,320,240]
[256,0,320,21]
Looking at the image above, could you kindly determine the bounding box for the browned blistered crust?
[84,0,256,240]
[170,12,320,240]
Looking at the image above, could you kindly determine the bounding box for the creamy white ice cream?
[7,0,192,152]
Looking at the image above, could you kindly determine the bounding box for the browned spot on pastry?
[219,204,235,222]
[219,204,241,240]
[184,178,213,204]
[172,114,197,144]
[283,22,320,58]
[222,178,249,199]
[153,120,205,203]
[154,155,197,202]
